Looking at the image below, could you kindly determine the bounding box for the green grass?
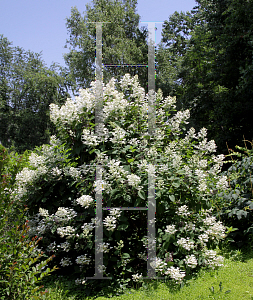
[33,244,253,300]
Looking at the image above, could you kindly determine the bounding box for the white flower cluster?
[16,168,37,186]
[127,174,141,189]
[177,237,195,251]
[29,153,46,168]
[167,110,190,133]
[51,167,62,177]
[60,241,71,252]
[176,205,191,217]
[38,207,49,218]
[82,129,100,146]
[198,159,208,169]
[97,242,111,253]
[36,220,47,235]
[184,222,196,232]
[107,159,128,182]
[204,250,224,269]
[109,208,122,218]
[195,169,208,191]
[165,224,177,235]
[81,124,109,146]
[184,255,198,268]
[132,273,143,282]
[103,89,129,120]
[164,266,186,283]
[47,241,57,252]
[75,278,86,285]
[57,226,75,238]
[76,254,91,265]
[75,195,94,209]
[60,257,72,267]
[64,167,81,179]
[161,95,177,110]
[103,215,117,232]
[198,233,209,245]
[128,138,140,146]
[150,257,167,273]
[197,128,208,139]
[54,207,77,222]
[206,221,226,240]
[93,179,107,193]
[36,166,48,177]
[216,175,228,190]
[146,146,158,159]
[195,138,217,153]
[81,222,94,237]
[109,126,127,145]
[50,135,61,146]
[50,98,80,126]
[172,153,182,168]
[203,216,216,226]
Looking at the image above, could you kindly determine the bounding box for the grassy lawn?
[34,244,253,300]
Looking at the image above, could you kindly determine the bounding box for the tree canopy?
[0,35,71,153]
[156,0,253,158]
[64,0,149,95]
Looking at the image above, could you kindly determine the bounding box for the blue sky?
[0,0,197,69]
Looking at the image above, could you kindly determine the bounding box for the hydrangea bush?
[12,74,228,294]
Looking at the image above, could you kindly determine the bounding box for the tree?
[156,10,196,106]
[64,0,149,95]
[0,35,71,153]
[158,0,253,158]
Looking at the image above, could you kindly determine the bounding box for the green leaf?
[122,253,130,259]
[89,148,95,154]
[169,195,175,202]
[138,190,146,200]
[126,266,134,272]
[172,182,180,188]
[156,190,161,198]
[117,224,128,231]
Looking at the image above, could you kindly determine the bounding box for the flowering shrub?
[0,145,58,299]
[13,74,229,294]
[216,142,253,248]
